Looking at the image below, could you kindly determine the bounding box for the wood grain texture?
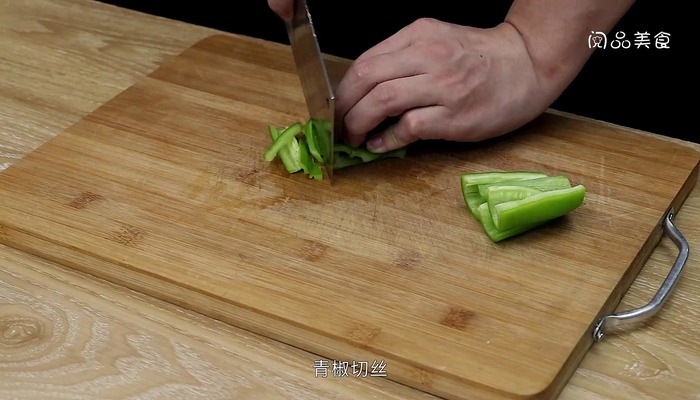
[0,0,214,170]
[0,246,438,400]
[1,31,698,400]
[0,1,698,399]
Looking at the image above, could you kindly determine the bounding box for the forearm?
[504,0,635,101]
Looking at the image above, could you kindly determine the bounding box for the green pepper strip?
[476,175,571,198]
[333,153,365,170]
[485,186,542,228]
[265,120,408,177]
[491,184,587,231]
[268,125,302,173]
[303,119,325,164]
[263,122,303,162]
[298,137,324,180]
[485,185,542,204]
[335,143,407,162]
[464,192,486,221]
[461,171,547,221]
[461,171,548,194]
[312,118,334,164]
[477,203,546,242]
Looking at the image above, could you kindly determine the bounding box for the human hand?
[334,18,553,153]
[268,0,293,21]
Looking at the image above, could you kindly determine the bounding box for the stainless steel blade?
[286,0,335,182]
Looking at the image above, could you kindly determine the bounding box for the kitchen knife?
[286,0,335,182]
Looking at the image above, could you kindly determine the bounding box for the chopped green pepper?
[461,171,549,221]
[298,137,324,180]
[460,171,586,242]
[484,185,542,205]
[461,171,548,194]
[264,122,303,162]
[312,117,334,164]
[333,152,365,170]
[303,119,325,164]
[335,143,407,162]
[476,175,571,198]
[491,184,586,231]
[269,125,302,173]
[263,118,408,180]
[477,202,546,242]
[464,192,487,221]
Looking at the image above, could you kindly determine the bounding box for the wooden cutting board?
[0,33,698,400]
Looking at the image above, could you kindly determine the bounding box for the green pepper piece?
[485,186,542,226]
[461,171,548,194]
[334,144,354,156]
[333,153,365,170]
[264,118,408,176]
[334,143,361,157]
[341,144,377,162]
[334,143,407,162]
[303,119,325,164]
[477,203,546,242]
[312,118,334,164]
[463,192,486,221]
[354,148,376,161]
[484,185,542,204]
[268,125,302,173]
[461,171,547,221]
[375,146,407,160]
[298,137,324,180]
[263,122,303,162]
[466,186,542,224]
[491,184,586,231]
[477,175,571,198]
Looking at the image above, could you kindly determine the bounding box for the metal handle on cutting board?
[592,207,690,342]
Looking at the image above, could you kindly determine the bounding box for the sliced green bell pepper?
[485,185,543,228]
[335,144,407,162]
[461,171,548,221]
[263,118,408,179]
[298,137,324,180]
[333,153,365,170]
[477,202,546,242]
[268,125,302,173]
[476,175,571,198]
[461,171,548,194]
[484,185,542,205]
[311,117,334,164]
[460,171,586,242]
[264,122,303,162]
[303,121,321,163]
[464,192,487,221]
[490,184,586,231]
[303,119,326,164]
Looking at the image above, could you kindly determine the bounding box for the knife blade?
[286,0,335,182]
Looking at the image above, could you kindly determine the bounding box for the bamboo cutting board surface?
[0,34,698,400]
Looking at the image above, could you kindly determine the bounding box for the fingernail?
[367,136,384,153]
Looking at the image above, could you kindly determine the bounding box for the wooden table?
[1,1,697,399]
